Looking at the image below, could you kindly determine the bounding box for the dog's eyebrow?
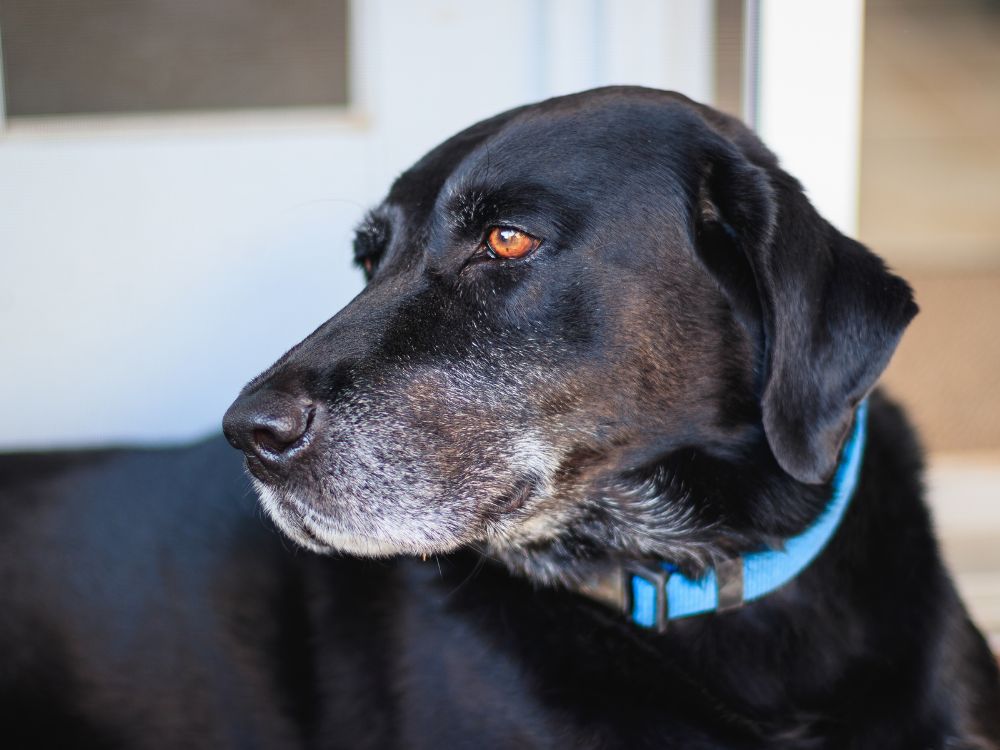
[353,211,391,261]
[448,189,491,234]
[443,182,584,239]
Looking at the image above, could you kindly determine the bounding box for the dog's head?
[223,87,915,583]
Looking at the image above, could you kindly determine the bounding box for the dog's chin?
[250,479,467,558]
[295,524,459,558]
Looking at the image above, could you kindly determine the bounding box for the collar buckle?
[623,561,672,633]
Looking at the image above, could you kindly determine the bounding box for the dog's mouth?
[249,465,549,559]
[250,476,457,557]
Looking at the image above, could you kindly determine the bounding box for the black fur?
[2,88,998,748]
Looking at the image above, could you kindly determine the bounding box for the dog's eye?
[485,226,540,260]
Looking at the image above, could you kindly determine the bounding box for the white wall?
[753,0,865,235]
[0,122,373,448]
[0,0,715,449]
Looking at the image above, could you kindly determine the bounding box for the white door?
[3,0,866,449]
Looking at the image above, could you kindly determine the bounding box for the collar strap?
[577,400,869,632]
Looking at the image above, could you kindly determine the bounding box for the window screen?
[0,0,349,117]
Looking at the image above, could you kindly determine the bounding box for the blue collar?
[577,400,868,632]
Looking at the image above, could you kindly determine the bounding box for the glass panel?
[0,0,349,117]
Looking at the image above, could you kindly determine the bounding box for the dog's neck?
[570,401,868,632]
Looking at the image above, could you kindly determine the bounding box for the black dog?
[2,87,998,748]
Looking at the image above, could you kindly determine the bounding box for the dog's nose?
[222,390,315,472]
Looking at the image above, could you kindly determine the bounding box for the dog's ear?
[692,131,917,484]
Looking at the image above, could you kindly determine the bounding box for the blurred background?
[0,0,997,637]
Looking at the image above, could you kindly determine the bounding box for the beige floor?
[860,0,1000,639]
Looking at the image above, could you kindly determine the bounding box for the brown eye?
[486,226,540,260]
